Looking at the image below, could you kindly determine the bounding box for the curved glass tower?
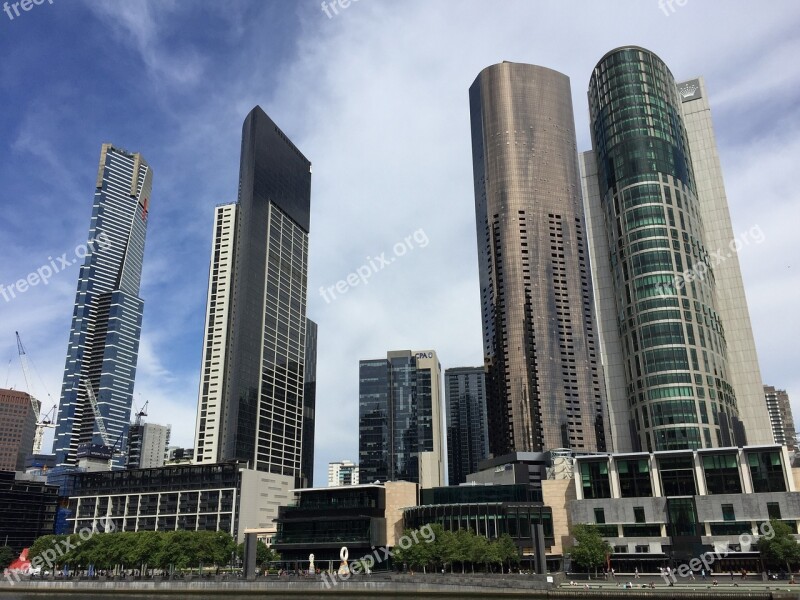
[585,47,743,451]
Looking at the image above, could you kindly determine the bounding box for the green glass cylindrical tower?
[588,47,741,451]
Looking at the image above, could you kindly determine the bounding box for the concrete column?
[739,448,753,494]
[608,457,621,498]
[649,454,663,497]
[692,451,706,495]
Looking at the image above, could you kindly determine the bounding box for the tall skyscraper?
[764,386,795,448]
[359,350,445,488]
[327,460,359,487]
[301,319,317,487]
[470,62,609,456]
[53,144,152,467]
[581,46,771,452]
[0,389,39,471]
[126,422,170,469]
[445,367,488,485]
[194,106,312,484]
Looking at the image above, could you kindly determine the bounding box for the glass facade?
[703,453,742,494]
[658,455,696,496]
[617,458,652,497]
[0,471,59,552]
[445,367,488,485]
[54,144,152,467]
[588,47,741,451]
[358,351,443,485]
[470,62,609,454]
[747,450,786,493]
[580,460,611,499]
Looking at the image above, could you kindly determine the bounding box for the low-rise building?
[569,445,800,573]
[0,470,59,552]
[64,462,293,542]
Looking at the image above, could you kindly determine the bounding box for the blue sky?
[1,1,798,482]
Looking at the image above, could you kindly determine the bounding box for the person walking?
[701,568,706,580]
[634,567,639,579]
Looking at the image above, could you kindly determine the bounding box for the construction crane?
[15,332,56,454]
[81,379,125,469]
[134,400,149,427]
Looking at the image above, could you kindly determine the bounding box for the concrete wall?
[384,481,418,547]
[238,470,294,543]
[542,478,575,555]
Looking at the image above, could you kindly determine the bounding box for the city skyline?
[0,2,797,482]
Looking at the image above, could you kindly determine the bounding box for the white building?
[328,460,359,487]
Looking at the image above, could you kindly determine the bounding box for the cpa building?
[65,462,293,542]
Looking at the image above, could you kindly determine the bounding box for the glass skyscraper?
[470,62,609,455]
[580,46,770,451]
[359,350,444,488]
[445,367,488,485]
[53,144,152,467]
[194,106,312,484]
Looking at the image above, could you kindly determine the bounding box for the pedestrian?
[701,568,706,580]
[611,567,616,579]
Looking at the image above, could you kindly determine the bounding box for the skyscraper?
[301,319,317,487]
[470,62,609,455]
[327,460,359,487]
[359,350,445,488]
[194,106,312,484]
[0,389,39,471]
[764,386,795,448]
[444,367,488,485]
[53,144,152,467]
[581,46,770,451]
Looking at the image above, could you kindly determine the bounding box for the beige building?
[0,389,39,472]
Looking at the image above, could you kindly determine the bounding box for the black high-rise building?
[301,319,317,487]
[445,367,488,485]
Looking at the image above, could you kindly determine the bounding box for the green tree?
[450,529,472,574]
[758,519,800,573]
[236,540,280,568]
[569,524,611,578]
[495,534,519,573]
[0,546,15,569]
[469,534,488,573]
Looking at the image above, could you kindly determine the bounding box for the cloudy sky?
[0,1,798,482]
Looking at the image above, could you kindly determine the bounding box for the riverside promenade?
[0,573,798,598]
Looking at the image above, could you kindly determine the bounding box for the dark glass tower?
[470,62,609,455]
[53,144,152,467]
[584,47,742,451]
[194,107,312,482]
[445,367,488,485]
[358,351,444,487]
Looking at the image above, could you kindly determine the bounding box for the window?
[634,507,646,524]
[667,498,698,537]
[748,451,786,493]
[659,456,697,495]
[635,544,649,554]
[703,454,742,494]
[767,502,782,520]
[581,461,611,499]
[721,504,735,522]
[594,508,606,524]
[617,459,653,498]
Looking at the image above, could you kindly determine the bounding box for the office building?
[165,447,193,465]
[0,389,39,472]
[65,462,293,543]
[570,445,800,573]
[301,319,317,487]
[444,367,488,485]
[273,481,417,566]
[193,106,312,485]
[764,386,795,448]
[53,144,153,467]
[359,350,445,488]
[126,422,170,469]
[0,471,59,552]
[581,46,771,452]
[328,459,359,487]
[470,62,609,455]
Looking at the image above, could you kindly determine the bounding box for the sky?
[0,0,798,483]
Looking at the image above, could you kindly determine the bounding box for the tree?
[0,546,15,569]
[758,519,800,573]
[569,524,611,578]
[495,534,520,573]
[468,534,488,573]
[236,540,280,568]
[450,529,472,574]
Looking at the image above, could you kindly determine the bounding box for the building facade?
[0,389,39,472]
[581,46,771,452]
[0,471,59,552]
[53,144,153,467]
[470,62,609,455]
[301,319,317,487]
[445,367,488,485]
[569,445,800,573]
[764,386,795,448]
[328,459,359,487]
[359,350,445,488]
[193,107,312,485]
[65,462,293,543]
[126,422,170,470]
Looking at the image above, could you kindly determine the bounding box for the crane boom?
[83,380,111,448]
[15,332,41,421]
